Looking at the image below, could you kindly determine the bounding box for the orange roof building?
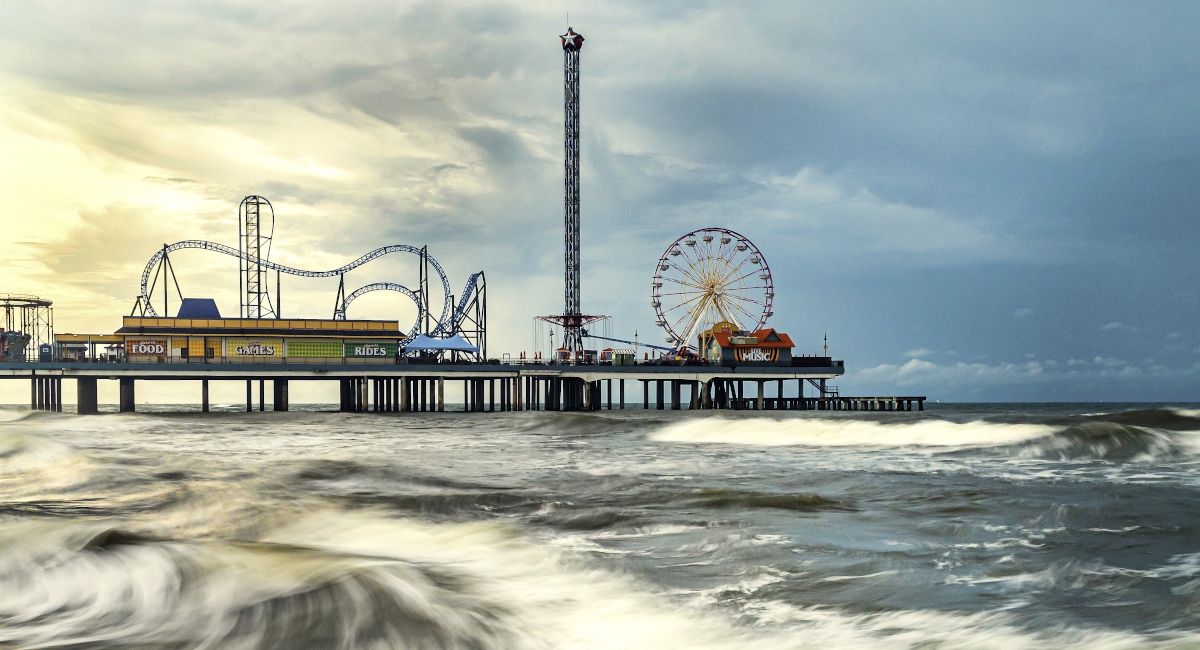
[705,328,795,366]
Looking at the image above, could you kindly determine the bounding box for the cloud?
[1,2,1199,402]
[854,358,1048,389]
[845,355,1197,401]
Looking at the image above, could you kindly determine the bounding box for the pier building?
[114,316,404,364]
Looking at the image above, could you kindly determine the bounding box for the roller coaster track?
[341,283,423,338]
[341,272,483,339]
[139,240,467,335]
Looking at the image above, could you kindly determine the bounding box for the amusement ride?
[134,196,486,345]
[652,228,774,351]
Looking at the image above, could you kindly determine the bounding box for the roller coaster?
[133,196,485,345]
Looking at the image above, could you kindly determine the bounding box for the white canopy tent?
[403,334,479,353]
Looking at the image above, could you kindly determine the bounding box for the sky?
[1,1,1199,402]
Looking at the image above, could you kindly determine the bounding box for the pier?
[0,27,929,421]
[3,362,922,414]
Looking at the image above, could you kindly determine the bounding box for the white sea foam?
[0,507,1192,649]
[276,512,1195,650]
[0,408,31,423]
[0,430,93,494]
[650,417,1055,449]
[743,599,1193,649]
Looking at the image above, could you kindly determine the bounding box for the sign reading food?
[735,347,778,363]
[127,339,167,356]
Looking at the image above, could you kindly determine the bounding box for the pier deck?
[1,361,922,414]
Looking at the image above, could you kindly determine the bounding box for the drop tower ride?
[561,26,584,353]
[538,26,606,358]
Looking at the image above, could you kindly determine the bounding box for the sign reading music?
[734,347,778,363]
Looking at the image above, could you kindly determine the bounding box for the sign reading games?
[234,343,275,356]
[227,338,283,357]
[127,339,167,356]
[734,347,778,363]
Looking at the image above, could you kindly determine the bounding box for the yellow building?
[116,316,405,364]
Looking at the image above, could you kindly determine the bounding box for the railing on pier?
[724,396,925,412]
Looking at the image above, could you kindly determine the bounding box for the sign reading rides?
[344,341,398,359]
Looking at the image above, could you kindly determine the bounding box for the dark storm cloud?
[3,0,1198,398]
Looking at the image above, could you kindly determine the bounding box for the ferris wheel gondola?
[651,228,774,351]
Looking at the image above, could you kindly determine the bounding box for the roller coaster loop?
[138,241,480,338]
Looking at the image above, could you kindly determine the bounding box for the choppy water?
[1,403,1200,649]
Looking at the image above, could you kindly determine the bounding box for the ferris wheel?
[651,228,774,349]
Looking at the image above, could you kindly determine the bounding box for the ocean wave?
[292,459,538,517]
[0,429,98,504]
[0,512,1192,649]
[944,559,1156,593]
[677,488,855,512]
[279,513,1190,650]
[1011,423,1199,462]
[0,521,513,649]
[1078,409,1200,432]
[0,408,33,423]
[514,410,667,436]
[742,600,1196,649]
[650,417,1054,449]
[648,416,1200,464]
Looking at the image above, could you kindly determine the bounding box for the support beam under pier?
[77,377,98,415]
[120,378,135,413]
[273,379,288,412]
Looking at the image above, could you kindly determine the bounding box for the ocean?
[1,403,1198,648]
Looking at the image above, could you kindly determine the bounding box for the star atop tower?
[561,27,584,51]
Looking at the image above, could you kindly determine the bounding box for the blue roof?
[176,298,222,319]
